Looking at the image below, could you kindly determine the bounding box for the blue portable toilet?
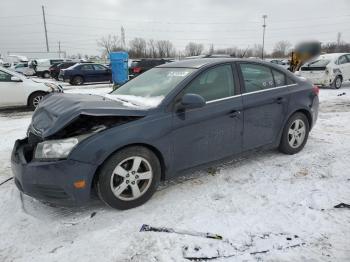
[110,52,129,86]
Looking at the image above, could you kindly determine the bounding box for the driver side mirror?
[11,76,22,82]
[180,93,206,110]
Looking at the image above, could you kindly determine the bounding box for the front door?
[0,70,26,107]
[237,62,292,150]
[172,64,243,171]
[93,64,111,82]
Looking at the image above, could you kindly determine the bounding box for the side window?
[240,63,274,93]
[346,54,350,63]
[0,71,12,82]
[93,64,106,70]
[184,64,234,102]
[287,77,295,85]
[80,64,94,71]
[272,69,286,87]
[338,55,348,65]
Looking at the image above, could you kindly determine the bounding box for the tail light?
[133,67,141,74]
[312,85,319,96]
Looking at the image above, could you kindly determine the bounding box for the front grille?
[32,185,69,200]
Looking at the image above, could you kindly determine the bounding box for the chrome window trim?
[206,95,241,104]
[205,83,297,104]
[241,83,297,96]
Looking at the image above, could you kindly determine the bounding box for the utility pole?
[42,5,49,52]
[58,41,61,58]
[262,14,267,60]
[121,26,126,49]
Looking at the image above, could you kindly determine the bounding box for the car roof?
[316,53,350,60]
[158,58,270,69]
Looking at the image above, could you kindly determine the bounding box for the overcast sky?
[1,0,350,57]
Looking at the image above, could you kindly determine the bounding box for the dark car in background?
[12,59,319,210]
[49,62,77,80]
[58,63,112,85]
[129,58,173,78]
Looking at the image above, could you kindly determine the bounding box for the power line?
[46,13,350,25]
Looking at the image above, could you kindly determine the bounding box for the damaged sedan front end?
[11,93,147,205]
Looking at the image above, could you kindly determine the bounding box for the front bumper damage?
[11,138,97,205]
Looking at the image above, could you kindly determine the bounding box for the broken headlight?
[35,137,79,159]
[34,135,89,160]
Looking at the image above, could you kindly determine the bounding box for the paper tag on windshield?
[168,71,191,77]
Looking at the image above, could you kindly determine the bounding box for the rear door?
[172,64,243,171]
[237,62,293,150]
[339,55,350,80]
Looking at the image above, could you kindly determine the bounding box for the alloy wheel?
[110,156,153,201]
[32,95,44,107]
[335,77,342,89]
[288,119,306,148]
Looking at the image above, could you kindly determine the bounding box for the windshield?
[307,59,330,67]
[108,67,195,108]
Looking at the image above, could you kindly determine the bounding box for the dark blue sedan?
[12,59,319,209]
[58,63,112,85]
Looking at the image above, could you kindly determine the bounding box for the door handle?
[229,110,241,118]
[276,97,286,104]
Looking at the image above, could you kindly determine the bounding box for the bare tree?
[129,37,147,58]
[156,40,174,58]
[97,34,123,57]
[185,42,204,56]
[147,39,158,58]
[272,40,292,57]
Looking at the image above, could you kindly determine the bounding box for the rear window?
[131,61,140,67]
[307,59,330,67]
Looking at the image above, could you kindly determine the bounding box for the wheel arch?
[27,90,48,106]
[293,109,312,128]
[276,107,313,147]
[91,143,166,190]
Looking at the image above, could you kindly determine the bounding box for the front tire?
[332,76,342,89]
[96,146,161,210]
[70,76,84,85]
[42,71,50,78]
[279,112,310,155]
[28,92,46,110]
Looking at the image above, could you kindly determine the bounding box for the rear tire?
[28,92,46,110]
[96,146,161,210]
[279,112,310,155]
[70,76,84,85]
[332,76,342,89]
[42,71,50,78]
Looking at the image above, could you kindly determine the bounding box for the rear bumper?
[299,72,335,86]
[11,138,97,206]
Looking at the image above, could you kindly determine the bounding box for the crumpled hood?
[30,93,148,138]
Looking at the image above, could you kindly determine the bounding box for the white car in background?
[0,67,63,109]
[266,59,290,70]
[297,53,350,89]
[10,63,35,76]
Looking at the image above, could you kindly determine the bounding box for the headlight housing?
[35,137,79,160]
[34,135,89,160]
[44,82,63,93]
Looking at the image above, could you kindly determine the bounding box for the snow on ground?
[0,83,349,261]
